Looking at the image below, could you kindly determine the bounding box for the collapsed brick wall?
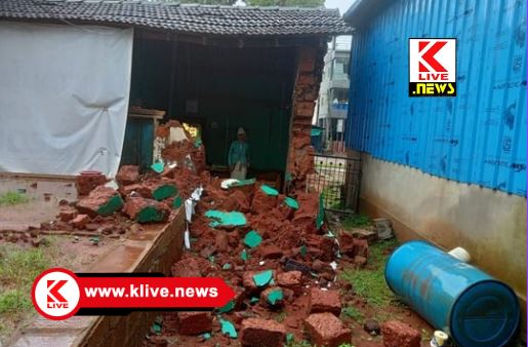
[287,45,326,191]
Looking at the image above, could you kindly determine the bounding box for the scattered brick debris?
[381,320,421,347]
[123,197,170,223]
[116,165,140,186]
[258,243,283,259]
[304,312,352,347]
[260,287,284,307]
[76,186,123,217]
[59,206,77,222]
[277,271,303,295]
[176,312,213,335]
[76,170,107,196]
[309,288,342,316]
[70,214,90,229]
[241,318,286,347]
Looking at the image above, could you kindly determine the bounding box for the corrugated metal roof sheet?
[346,0,527,196]
[0,0,352,36]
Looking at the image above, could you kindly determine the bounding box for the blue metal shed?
[344,0,527,196]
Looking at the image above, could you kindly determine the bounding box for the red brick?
[123,197,169,223]
[298,47,316,72]
[177,312,212,335]
[85,223,99,231]
[120,183,152,198]
[295,101,315,117]
[242,270,275,293]
[311,259,333,273]
[162,312,179,333]
[381,320,421,347]
[277,271,302,295]
[220,189,250,213]
[309,288,341,316]
[76,186,122,216]
[251,185,277,214]
[215,231,229,252]
[350,228,378,244]
[59,206,77,222]
[71,214,90,229]
[116,165,140,186]
[146,335,168,347]
[339,234,369,258]
[275,196,294,220]
[305,235,335,261]
[301,85,318,101]
[75,170,107,196]
[339,232,355,254]
[171,257,209,278]
[304,313,351,347]
[258,244,283,259]
[241,318,286,347]
[242,271,259,292]
[233,286,246,309]
[297,73,316,85]
[116,165,139,185]
[260,287,284,307]
[354,239,369,258]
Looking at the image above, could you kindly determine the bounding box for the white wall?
[0,22,133,177]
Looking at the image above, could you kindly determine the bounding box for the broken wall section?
[287,46,326,191]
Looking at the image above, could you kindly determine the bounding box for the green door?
[121,117,154,170]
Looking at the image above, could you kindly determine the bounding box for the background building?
[314,35,351,153]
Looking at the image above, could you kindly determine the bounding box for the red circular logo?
[31,268,81,320]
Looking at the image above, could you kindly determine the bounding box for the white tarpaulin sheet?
[0,22,133,177]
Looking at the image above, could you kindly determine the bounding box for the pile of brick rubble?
[24,120,421,347]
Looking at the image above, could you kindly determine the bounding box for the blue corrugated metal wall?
[346,0,527,196]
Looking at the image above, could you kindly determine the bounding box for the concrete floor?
[0,174,77,232]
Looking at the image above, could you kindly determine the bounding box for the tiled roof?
[0,0,352,36]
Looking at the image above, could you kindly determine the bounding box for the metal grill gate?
[307,154,361,213]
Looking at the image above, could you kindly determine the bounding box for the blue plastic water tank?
[385,241,520,347]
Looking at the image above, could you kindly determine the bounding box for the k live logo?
[47,279,69,309]
[409,38,456,97]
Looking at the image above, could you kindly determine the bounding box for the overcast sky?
[324,0,356,15]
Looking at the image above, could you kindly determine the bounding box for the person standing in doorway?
[228,127,249,179]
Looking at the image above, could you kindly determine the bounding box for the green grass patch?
[0,242,54,339]
[341,214,371,229]
[0,290,33,313]
[341,239,399,307]
[341,306,364,322]
[0,191,29,206]
[284,340,314,347]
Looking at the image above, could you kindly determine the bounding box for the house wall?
[287,45,327,190]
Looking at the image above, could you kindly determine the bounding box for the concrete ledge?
[11,207,185,347]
